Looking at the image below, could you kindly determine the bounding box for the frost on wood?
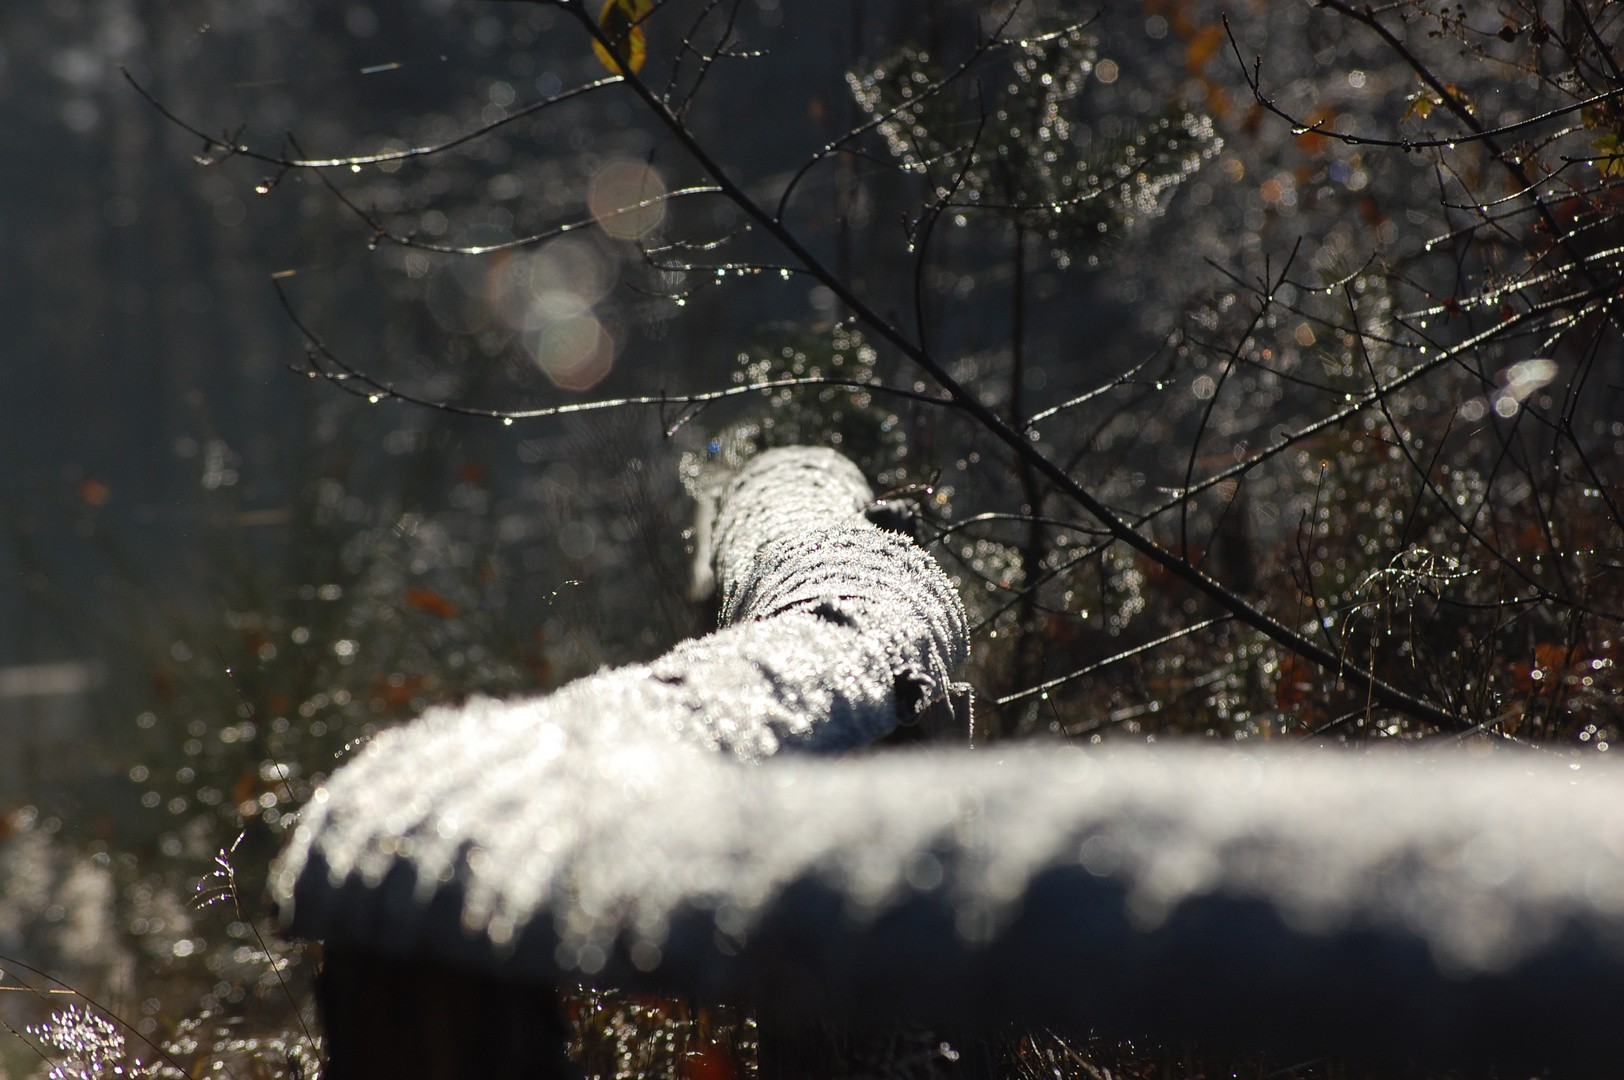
[276,445,970,934]
[281,739,1624,1057]
[276,448,1624,1061]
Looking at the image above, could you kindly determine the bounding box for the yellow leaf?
[1592,132,1624,178]
[593,0,652,75]
[1402,80,1467,123]
[1403,91,1435,121]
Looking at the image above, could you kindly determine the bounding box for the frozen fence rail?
[276,447,1624,1077]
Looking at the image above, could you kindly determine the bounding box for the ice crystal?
[29,1006,127,1080]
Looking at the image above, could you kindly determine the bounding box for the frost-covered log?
[279,448,1624,1072]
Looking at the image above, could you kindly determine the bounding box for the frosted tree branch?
[277,449,1624,1069]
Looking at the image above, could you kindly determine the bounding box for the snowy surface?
[279,730,1624,1056]
[284,726,1624,972]
[275,448,1624,1058]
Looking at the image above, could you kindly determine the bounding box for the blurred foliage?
[681,324,914,495]
[850,26,1222,267]
[565,987,755,1080]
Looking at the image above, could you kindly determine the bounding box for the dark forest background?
[0,0,1619,1076]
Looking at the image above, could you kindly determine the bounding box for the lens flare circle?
[589,161,667,239]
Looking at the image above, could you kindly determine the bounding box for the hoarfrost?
[277,448,1624,1048]
[278,447,969,942]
